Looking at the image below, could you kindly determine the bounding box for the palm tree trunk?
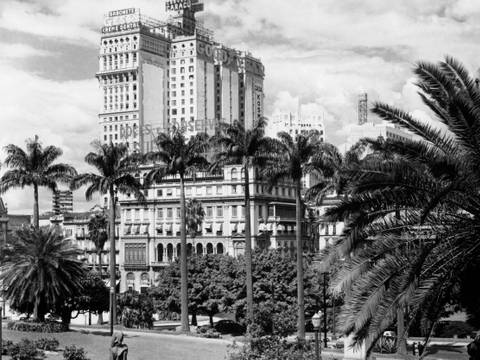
[397,307,407,357]
[243,163,254,325]
[180,175,190,333]
[98,251,102,276]
[33,183,39,228]
[109,186,116,335]
[296,180,305,341]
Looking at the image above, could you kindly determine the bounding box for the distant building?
[41,207,120,276]
[311,194,345,252]
[52,190,73,214]
[268,111,325,141]
[0,197,31,240]
[346,92,412,150]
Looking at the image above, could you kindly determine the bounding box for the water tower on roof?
[165,0,204,35]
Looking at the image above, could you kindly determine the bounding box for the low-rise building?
[117,164,314,292]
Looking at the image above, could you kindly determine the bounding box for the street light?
[312,311,322,360]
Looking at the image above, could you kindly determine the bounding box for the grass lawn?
[3,328,231,360]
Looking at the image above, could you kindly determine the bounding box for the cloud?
[0,42,53,59]
[2,0,480,212]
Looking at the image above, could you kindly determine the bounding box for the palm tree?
[186,199,205,245]
[71,142,143,335]
[322,57,480,354]
[0,227,86,322]
[263,131,339,341]
[145,129,209,333]
[0,136,77,228]
[210,118,273,325]
[88,212,108,274]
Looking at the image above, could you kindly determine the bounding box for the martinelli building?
[97,1,265,154]
[96,2,315,293]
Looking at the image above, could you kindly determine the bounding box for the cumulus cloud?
[1,0,480,212]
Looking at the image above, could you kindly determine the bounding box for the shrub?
[63,345,90,360]
[227,336,316,360]
[35,338,59,351]
[7,320,66,333]
[10,339,44,360]
[2,339,14,355]
[434,321,477,338]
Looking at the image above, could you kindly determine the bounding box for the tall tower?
[97,8,170,154]
[358,92,368,125]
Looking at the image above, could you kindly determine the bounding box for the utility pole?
[323,272,328,348]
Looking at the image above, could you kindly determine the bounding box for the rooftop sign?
[165,0,192,11]
[108,8,137,17]
[103,8,140,32]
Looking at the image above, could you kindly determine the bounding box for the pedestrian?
[467,334,480,360]
[110,331,128,360]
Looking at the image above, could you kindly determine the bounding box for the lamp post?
[312,312,322,360]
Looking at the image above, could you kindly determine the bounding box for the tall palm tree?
[210,118,273,325]
[186,199,205,246]
[145,129,210,333]
[0,227,86,322]
[323,57,480,354]
[0,136,77,228]
[88,212,108,274]
[71,142,143,335]
[263,131,338,341]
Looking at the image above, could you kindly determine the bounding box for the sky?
[1,0,480,214]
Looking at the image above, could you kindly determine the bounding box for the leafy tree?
[117,290,155,329]
[87,212,108,274]
[0,136,77,228]
[323,57,480,353]
[145,129,209,332]
[262,132,338,340]
[186,199,205,241]
[151,254,238,327]
[71,142,143,334]
[54,271,109,327]
[0,227,86,322]
[210,118,274,325]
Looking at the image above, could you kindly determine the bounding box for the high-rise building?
[97,2,265,154]
[358,93,368,125]
[52,190,73,214]
[269,111,325,141]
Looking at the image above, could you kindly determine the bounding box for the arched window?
[187,243,193,257]
[157,244,164,262]
[126,272,135,291]
[196,243,203,255]
[167,244,173,262]
[231,168,238,180]
[216,243,224,255]
[206,243,214,254]
[177,243,181,258]
[141,273,149,287]
[241,168,245,179]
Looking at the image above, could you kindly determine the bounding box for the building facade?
[97,3,265,154]
[52,190,74,214]
[117,165,313,293]
[268,111,325,141]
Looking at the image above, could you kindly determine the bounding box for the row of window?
[101,36,138,54]
[101,114,137,122]
[100,72,137,85]
[125,205,246,222]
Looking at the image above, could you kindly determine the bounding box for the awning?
[104,279,121,288]
[231,223,238,232]
[135,225,141,234]
[174,224,180,233]
[258,223,266,232]
[216,223,223,232]
[124,225,132,235]
[166,223,173,232]
[277,224,285,232]
[205,223,213,230]
[142,225,149,234]
[267,223,274,231]
[239,223,245,233]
